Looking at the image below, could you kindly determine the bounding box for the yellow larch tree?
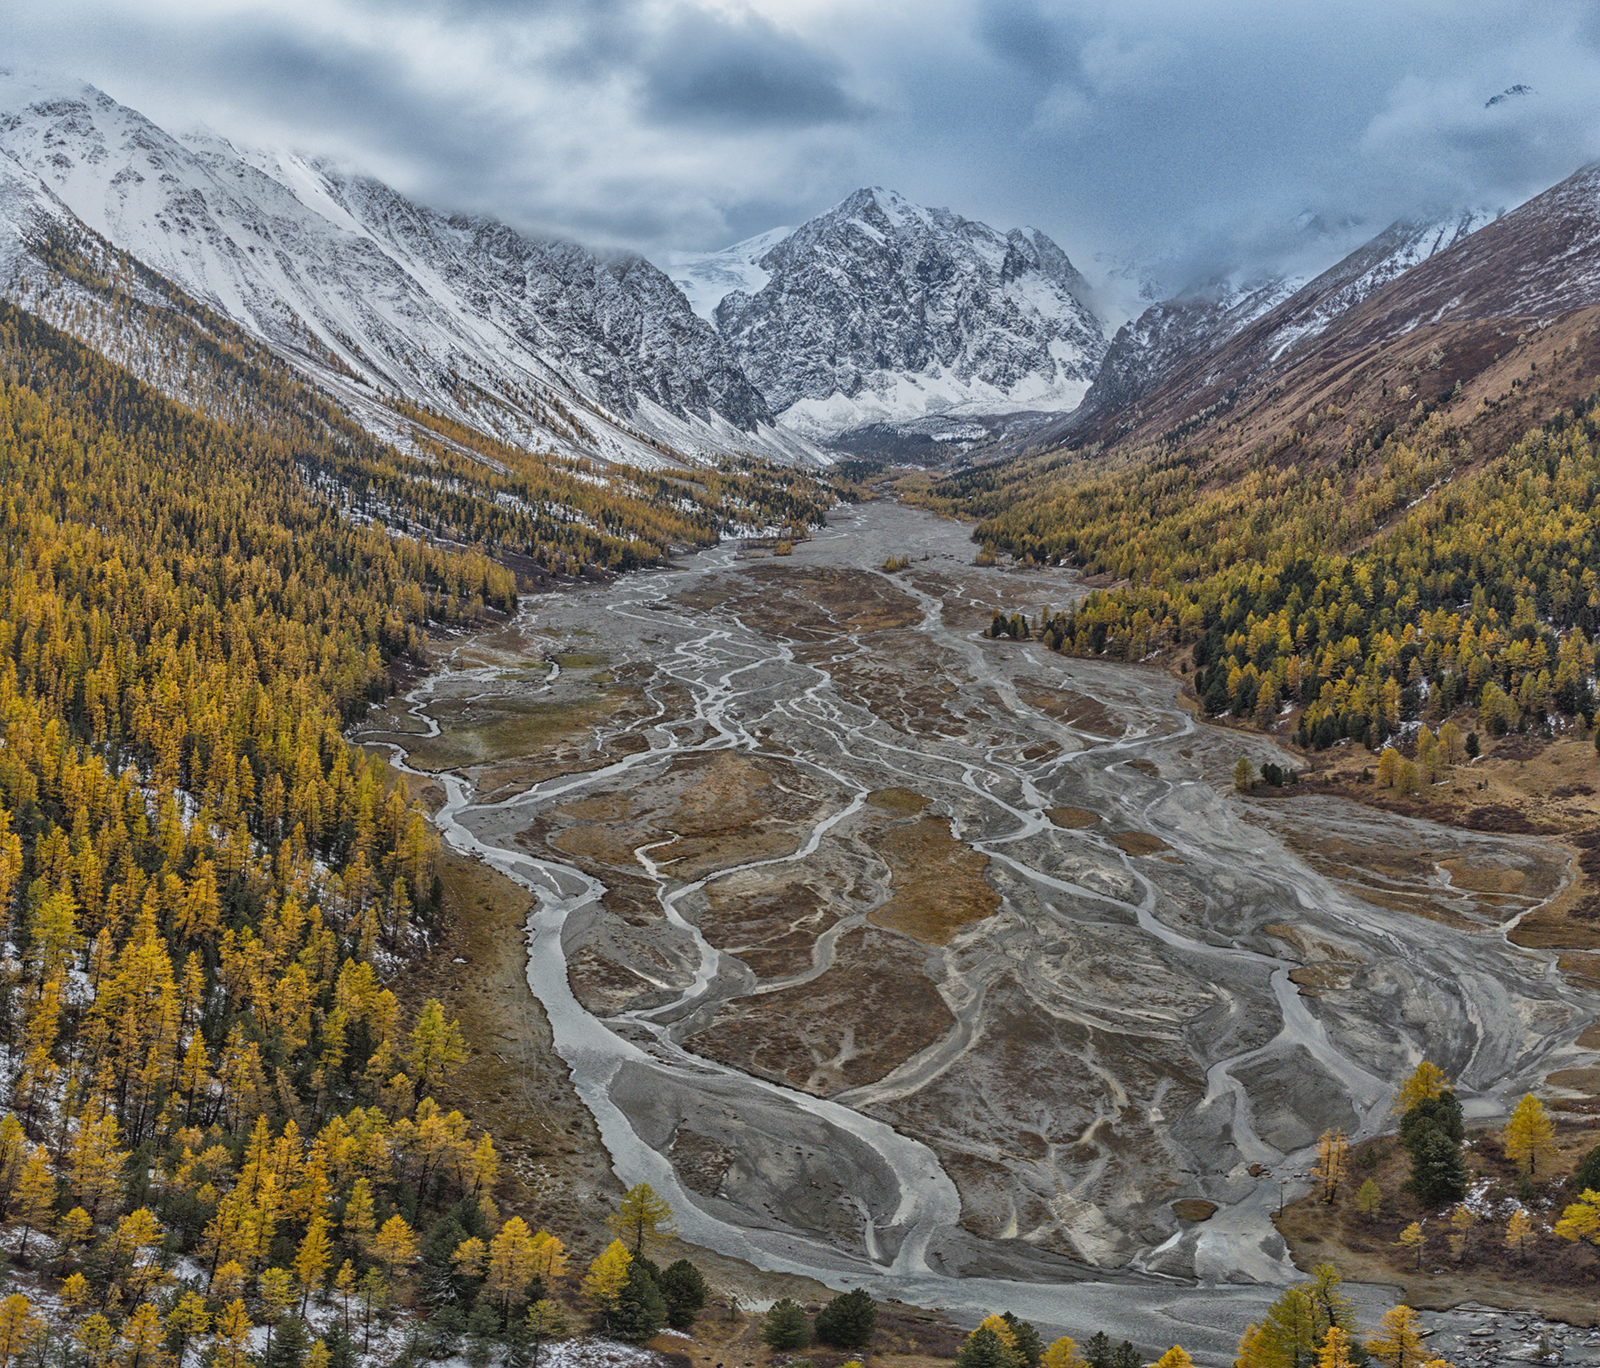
[1552,1189,1600,1248]
[165,1292,210,1368]
[11,1146,55,1258]
[1368,1306,1427,1368]
[371,1215,419,1283]
[212,1301,252,1368]
[1319,1327,1354,1368]
[582,1240,633,1316]
[77,1315,116,1368]
[1394,1062,1448,1115]
[117,1302,168,1368]
[1043,1337,1086,1368]
[483,1217,539,1312]
[112,1207,167,1305]
[341,1177,377,1255]
[1396,1222,1425,1269]
[1313,1129,1349,1204]
[293,1215,333,1312]
[1503,1095,1555,1182]
[528,1229,568,1285]
[1506,1207,1535,1259]
[67,1111,126,1224]
[469,1132,499,1196]
[607,1181,676,1255]
[407,999,467,1100]
[0,1296,43,1368]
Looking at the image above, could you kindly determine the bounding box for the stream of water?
[361,501,1598,1359]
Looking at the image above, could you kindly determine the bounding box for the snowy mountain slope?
[1063,206,1503,447]
[1310,166,1600,346]
[709,188,1108,440]
[0,68,819,468]
[659,225,792,322]
[1079,270,1309,424]
[1251,208,1499,362]
[0,145,72,280]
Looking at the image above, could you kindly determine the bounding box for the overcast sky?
[13,0,1600,295]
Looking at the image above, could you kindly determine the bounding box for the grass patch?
[391,693,634,770]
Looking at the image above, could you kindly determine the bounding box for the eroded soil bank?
[356,500,1599,1361]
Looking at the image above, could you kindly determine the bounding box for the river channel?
[355,499,1599,1360]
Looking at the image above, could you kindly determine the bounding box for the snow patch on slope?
[659,225,792,321]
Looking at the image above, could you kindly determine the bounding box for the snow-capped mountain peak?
[704,186,1109,440]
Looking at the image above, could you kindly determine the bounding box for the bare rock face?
[712,187,1108,437]
[300,173,775,432]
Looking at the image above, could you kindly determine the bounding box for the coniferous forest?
[0,291,828,1365]
[927,389,1600,747]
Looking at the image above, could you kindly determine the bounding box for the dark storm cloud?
[639,11,872,127]
[10,0,1600,300]
[976,0,1075,81]
[202,24,499,171]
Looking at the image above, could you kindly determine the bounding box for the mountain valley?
[4,51,1600,1368]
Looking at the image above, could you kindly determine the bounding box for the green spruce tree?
[814,1288,876,1352]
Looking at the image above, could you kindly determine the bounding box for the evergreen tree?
[464,1303,501,1368]
[1572,1143,1600,1194]
[264,1316,310,1368]
[502,1303,568,1368]
[657,1260,709,1331]
[814,1288,876,1352]
[761,1300,811,1352]
[957,1326,1020,1368]
[1083,1332,1113,1368]
[322,1324,357,1368]
[1002,1314,1044,1368]
[609,1261,667,1342]
[429,1307,466,1360]
[1398,1092,1464,1152]
[1408,1129,1468,1207]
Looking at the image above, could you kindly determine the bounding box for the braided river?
[357,500,1599,1360]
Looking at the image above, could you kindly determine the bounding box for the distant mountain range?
[5,65,1593,484]
[0,68,816,469]
[1035,208,1503,454]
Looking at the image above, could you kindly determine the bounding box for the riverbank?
[1276,1121,1600,1324]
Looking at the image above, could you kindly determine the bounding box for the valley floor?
[355,500,1600,1362]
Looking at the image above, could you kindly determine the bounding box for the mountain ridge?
[701,186,1109,441]
[0,67,823,470]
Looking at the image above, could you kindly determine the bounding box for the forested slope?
[917,256,1600,748]
[19,225,832,575]
[0,298,731,1363]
